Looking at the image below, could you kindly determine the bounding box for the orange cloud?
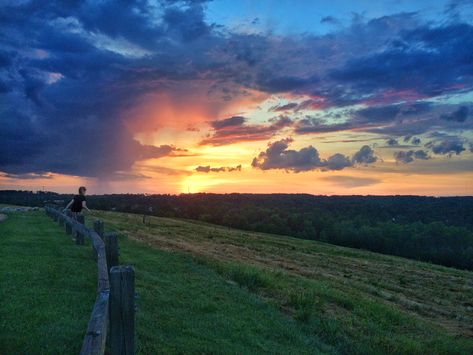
[123,81,268,138]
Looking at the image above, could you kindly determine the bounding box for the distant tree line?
[2,190,473,270]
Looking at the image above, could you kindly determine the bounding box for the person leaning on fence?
[63,186,91,218]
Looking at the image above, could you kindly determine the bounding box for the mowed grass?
[0,211,96,354]
[1,211,328,354]
[91,210,473,355]
[2,209,473,354]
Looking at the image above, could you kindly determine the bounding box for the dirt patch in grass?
[0,214,7,222]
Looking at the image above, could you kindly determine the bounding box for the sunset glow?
[1,0,473,195]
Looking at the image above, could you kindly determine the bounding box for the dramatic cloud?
[269,99,324,112]
[394,150,430,164]
[429,137,466,155]
[440,106,469,122]
[1,0,472,181]
[252,138,326,172]
[269,102,299,112]
[325,154,353,171]
[200,115,293,146]
[294,119,353,134]
[195,164,242,173]
[328,23,473,101]
[294,101,437,136]
[210,116,246,129]
[0,1,205,177]
[251,138,378,172]
[404,136,422,145]
[351,145,378,165]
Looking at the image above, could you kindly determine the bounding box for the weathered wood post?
[105,232,119,272]
[93,220,104,259]
[76,214,85,245]
[94,220,104,240]
[109,266,135,355]
[65,211,73,235]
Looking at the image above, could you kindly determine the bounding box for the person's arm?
[63,199,73,212]
[82,201,92,213]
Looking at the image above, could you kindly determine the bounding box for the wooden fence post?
[93,220,104,259]
[109,266,135,355]
[105,232,119,272]
[65,211,72,235]
[94,220,104,240]
[76,214,85,245]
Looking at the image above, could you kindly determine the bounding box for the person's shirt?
[71,194,86,212]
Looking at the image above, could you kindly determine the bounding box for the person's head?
[78,186,87,196]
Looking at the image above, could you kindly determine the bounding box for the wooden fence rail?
[44,205,134,355]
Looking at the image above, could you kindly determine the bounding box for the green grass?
[2,209,473,354]
[1,211,328,354]
[93,210,473,355]
[0,211,96,354]
[121,238,326,354]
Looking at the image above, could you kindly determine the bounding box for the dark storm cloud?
[1,1,473,177]
[440,106,469,122]
[294,101,437,136]
[0,0,205,176]
[0,50,12,67]
[257,74,319,94]
[329,23,473,99]
[394,150,430,164]
[428,137,466,155]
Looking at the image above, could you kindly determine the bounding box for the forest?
[2,190,473,270]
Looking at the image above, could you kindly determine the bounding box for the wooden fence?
[44,206,135,355]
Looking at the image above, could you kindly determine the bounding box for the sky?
[1,0,473,195]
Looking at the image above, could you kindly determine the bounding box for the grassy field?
[1,209,473,354]
[0,211,96,353]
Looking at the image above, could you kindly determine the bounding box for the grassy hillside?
[1,209,473,354]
